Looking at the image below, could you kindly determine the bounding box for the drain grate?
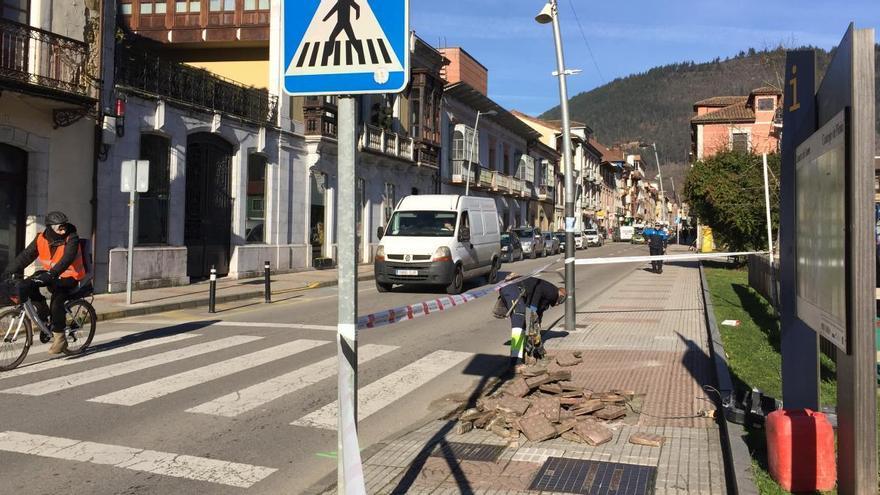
[529,457,656,494]
[428,442,505,462]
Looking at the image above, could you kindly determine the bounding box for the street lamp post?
[465,109,496,196]
[536,0,576,332]
[651,142,666,223]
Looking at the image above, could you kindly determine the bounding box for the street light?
[640,142,666,223]
[536,0,576,333]
[465,109,497,196]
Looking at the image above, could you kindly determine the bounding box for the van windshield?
[385,211,458,237]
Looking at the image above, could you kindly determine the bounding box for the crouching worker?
[493,275,566,366]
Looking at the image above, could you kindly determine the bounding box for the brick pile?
[454,351,651,447]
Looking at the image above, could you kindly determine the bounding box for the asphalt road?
[0,242,650,494]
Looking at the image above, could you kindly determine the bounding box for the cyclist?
[2,211,86,354]
[497,275,566,365]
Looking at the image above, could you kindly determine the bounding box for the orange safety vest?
[36,233,86,281]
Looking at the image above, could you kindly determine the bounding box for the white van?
[618,225,634,242]
[374,195,502,294]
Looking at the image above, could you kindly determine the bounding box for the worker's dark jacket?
[500,277,561,328]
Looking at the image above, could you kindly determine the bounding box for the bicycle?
[0,275,97,371]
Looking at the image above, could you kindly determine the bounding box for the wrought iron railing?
[0,18,98,100]
[415,145,439,168]
[360,124,414,161]
[537,184,553,200]
[510,177,524,195]
[492,171,510,192]
[478,168,493,188]
[116,44,277,126]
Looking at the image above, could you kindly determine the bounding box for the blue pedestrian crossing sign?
[283,0,410,96]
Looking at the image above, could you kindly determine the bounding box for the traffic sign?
[283,0,410,96]
[120,160,149,193]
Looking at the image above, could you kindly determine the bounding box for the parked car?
[553,231,566,252]
[511,227,545,259]
[584,228,603,247]
[374,195,501,294]
[573,231,585,249]
[542,231,560,255]
[500,233,524,262]
[631,228,647,244]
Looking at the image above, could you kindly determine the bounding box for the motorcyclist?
[496,275,566,365]
[2,211,86,354]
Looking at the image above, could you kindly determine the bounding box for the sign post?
[120,160,149,305]
[781,25,876,493]
[282,1,409,492]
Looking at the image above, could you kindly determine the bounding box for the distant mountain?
[540,46,880,196]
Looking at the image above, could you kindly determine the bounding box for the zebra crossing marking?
[0,333,199,381]
[291,349,472,429]
[35,330,131,355]
[88,339,330,406]
[1,335,261,396]
[186,344,397,418]
[0,431,276,488]
[114,319,337,332]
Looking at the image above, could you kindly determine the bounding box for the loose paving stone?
[504,377,530,398]
[629,432,665,447]
[519,415,558,442]
[530,396,561,422]
[496,396,530,416]
[596,405,627,420]
[574,421,614,446]
[556,352,583,367]
[558,381,581,391]
[460,408,482,421]
[455,421,474,435]
[571,399,604,415]
[519,365,547,377]
[539,382,563,394]
[525,374,555,389]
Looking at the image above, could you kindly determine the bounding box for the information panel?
[795,109,847,351]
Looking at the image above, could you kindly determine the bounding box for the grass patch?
[703,263,879,495]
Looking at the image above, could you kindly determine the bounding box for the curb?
[95,273,376,322]
[699,263,759,495]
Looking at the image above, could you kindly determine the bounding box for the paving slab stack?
[355,247,726,495]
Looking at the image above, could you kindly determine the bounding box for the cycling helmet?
[45,211,69,226]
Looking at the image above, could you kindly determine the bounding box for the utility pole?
[536,0,576,332]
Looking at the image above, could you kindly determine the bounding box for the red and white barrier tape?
[573,251,767,265]
[357,258,560,331]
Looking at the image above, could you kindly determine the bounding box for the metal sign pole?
[762,153,774,265]
[336,96,365,494]
[126,163,136,305]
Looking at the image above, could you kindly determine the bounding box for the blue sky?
[411,0,880,116]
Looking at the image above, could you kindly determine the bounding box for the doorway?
[184,133,233,279]
[0,143,27,274]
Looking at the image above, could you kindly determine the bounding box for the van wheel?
[446,265,464,295]
[487,259,499,284]
[376,281,393,293]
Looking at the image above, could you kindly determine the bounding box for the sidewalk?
[354,246,727,494]
[90,265,375,321]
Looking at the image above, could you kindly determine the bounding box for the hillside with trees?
[540,45,880,197]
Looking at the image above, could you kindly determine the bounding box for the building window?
[731,131,749,153]
[2,0,29,22]
[244,0,269,9]
[137,134,171,245]
[246,154,267,244]
[757,97,775,111]
[176,0,200,13]
[210,0,235,11]
[410,89,421,139]
[120,2,133,15]
[383,183,395,224]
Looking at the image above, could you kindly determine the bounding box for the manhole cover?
[529,457,656,494]
[428,442,505,462]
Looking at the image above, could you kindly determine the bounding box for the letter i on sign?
[789,65,800,112]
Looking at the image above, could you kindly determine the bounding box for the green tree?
[684,151,780,251]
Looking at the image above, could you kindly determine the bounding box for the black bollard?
[208,266,217,313]
[264,261,271,303]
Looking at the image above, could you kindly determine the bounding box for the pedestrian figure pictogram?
[283,0,409,95]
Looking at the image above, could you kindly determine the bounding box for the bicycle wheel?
[0,308,32,371]
[62,300,96,356]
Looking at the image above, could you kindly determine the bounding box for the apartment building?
[691,86,783,160]
[0,0,103,275]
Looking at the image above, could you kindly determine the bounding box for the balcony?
[0,18,99,103]
[537,184,553,201]
[451,159,476,184]
[303,96,337,137]
[478,168,493,188]
[492,172,510,192]
[415,145,439,169]
[510,177,525,197]
[360,124,414,161]
[116,44,278,126]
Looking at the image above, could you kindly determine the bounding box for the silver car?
[542,231,559,255]
[511,227,545,258]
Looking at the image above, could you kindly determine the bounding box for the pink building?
[690,87,783,160]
